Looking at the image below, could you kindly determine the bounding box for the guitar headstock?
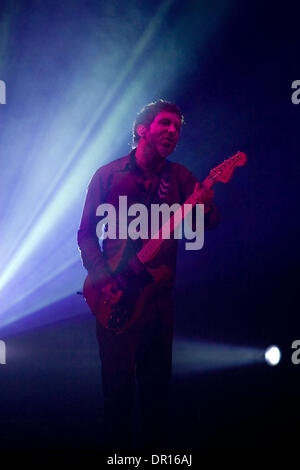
[209,151,247,184]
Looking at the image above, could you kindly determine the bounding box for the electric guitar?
[83,151,247,334]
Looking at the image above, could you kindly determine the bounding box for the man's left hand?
[193,182,215,213]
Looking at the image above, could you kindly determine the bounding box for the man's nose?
[168,123,177,133]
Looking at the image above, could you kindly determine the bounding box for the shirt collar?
[128,148,166,177]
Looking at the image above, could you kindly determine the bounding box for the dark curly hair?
[132,99,184,148]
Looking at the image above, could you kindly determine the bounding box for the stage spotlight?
[173,339,263,374]
[264,345,281,366]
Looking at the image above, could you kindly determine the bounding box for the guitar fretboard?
[137,176,213,264]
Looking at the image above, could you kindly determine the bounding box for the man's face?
[143,111,182,158]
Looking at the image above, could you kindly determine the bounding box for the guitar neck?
[137,176,214,265]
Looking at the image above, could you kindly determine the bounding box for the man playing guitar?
[78,99,239,449]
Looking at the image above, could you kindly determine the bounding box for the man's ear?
[136,124,147,137]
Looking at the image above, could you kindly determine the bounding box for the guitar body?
[84,274,158,334]
[83,240,157,334]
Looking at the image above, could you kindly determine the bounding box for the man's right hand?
[91,272,122,304]
[101,281,123,305]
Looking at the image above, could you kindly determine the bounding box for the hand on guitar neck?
[192,182,215,213]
